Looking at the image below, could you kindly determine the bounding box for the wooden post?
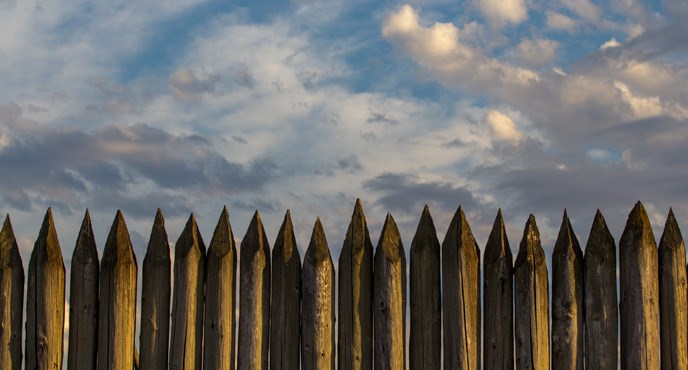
[338,199,373,370]
[68,210,99,370]
[170,213,206,370]
[658,208,688,369]
[373,213,406,370]
[204,206,238,370]
[26,208,65,370]
[237,211,271,370]
[140,209,171,370]
[0,215,24,370]
[551,211,583,370]
[409,205,441,370]
[619,201,659,369]
[270,210,301,370]
[442,206,480,370]
[583,210,617,370]
[97,210,137,370]
[301,218,335,370]
[483,209,513,370]
[514,215,549,370]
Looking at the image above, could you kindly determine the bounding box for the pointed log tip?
[354,198,364,213]
[2,213,12,232]
[283,209,293,225]
[522,214,541,242]
[309,218,330,256]
[555,209,580,253]
[0,214,17,244]
[381,212,400,238]
[660,208,683,248]
[497,208,503,219]
[153,208,165,226]
[625,200,652,230]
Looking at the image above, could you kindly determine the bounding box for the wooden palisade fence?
[2,199,688,369]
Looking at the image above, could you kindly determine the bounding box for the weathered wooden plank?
[237,211,271,370]
[409,205,441,370]
[270,210,301,370]
[68,210,99,370]
[658,208,688,369]
[26,208,66,370]
[97,210,137,370]
[373,213,406,370]
[338,199,373,370]
[204,206,238,370]
[619,201,659,369]
[139,209,171,370]
[514,215,549,370]
[442,206,480,370]
[170,213,206,370]
[583,210,617,370]
[483,209,513,370]
[301,218,335,370]
[0,215,24,370]
[551,211,584,370]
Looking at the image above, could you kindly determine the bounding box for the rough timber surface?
[0,215,24,370]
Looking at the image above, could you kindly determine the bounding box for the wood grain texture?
[0,215,24,370]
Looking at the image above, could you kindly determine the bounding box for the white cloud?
[474,0,528,27]
[484,110,523,142]
[613,81,663,119]
[600,38,621,50]
[518,39,559,66]
[545,11,577,32]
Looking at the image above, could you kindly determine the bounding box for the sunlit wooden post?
[0,215,24,370]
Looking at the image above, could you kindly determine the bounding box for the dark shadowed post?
[140,209,171,370]
[68,210,99,370]
[301,218,335,370]
[583,210,617,370]
[442,206,480,370]
[409,205,441,370]
[483,209,513,370]
[619,201,659,369]
[270,210,301,370]
[514,215,549,370]
[551,211,583,370]
[0,215,24,370]
[237,211,271,370]
[338,199,373,370]
[97,210,137,370]
[373,213,406,370]
[658,209,688,369]
[170,214,206,370]
[26,208,65,370]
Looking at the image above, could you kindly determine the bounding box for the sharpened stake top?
[274,210,297,260]
[660,208,684,250]
[242,210,268,254]
[34,207,63,259]
[1,214,17,246]
[307,218,331,262]
[412,205,438,252]
[554,210,581,254]
[103,210,135,261]
[484,209,511,262]
[622,201,656,246]
[209,206,235,257]
[74,209,97,262]
[176,213,206,257]
[145,208,169,262]
[378,213,403,261]
[515,214,542,267]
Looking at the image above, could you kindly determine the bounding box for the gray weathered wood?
[583,210,617,370]
[551,211,583,370]
[270,210,301,370]
[442,206,480,370]
[170,213,206,370]
[409,205,441,370]
[514,215,549,370]
[139,209,171,370]
[483,209,513,370]
[97,210,137,370]
[237,211,271,370]
[658,208,688,369]
[301,218,335,370]
[26,208,66,370]
[0,215,24,370]
[68,210,99,370]
[619,201,659,369]
[204,206,238,370]
[338,199,373,370]
[373,213,406,370]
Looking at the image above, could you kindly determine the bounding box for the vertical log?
[373,213,406,370]
[583,210,617,370]
[140,209,171,370]
[204,206,238,370]
[338,199,373,370]
[619,201,659,369]
[97,210,137,370]
[270,210,301,370]
[551,211,584,370]
[68,210,99,370]
[301,218,335,370]
[0,215,24,370]
[658,208,688,369]
[409,205,441,370]
[26,208,65,370]
[237,211,271,370]
[170,213,206,370]
[441,206,480,370]
[514,215,549,370]
[483,209,513,370]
